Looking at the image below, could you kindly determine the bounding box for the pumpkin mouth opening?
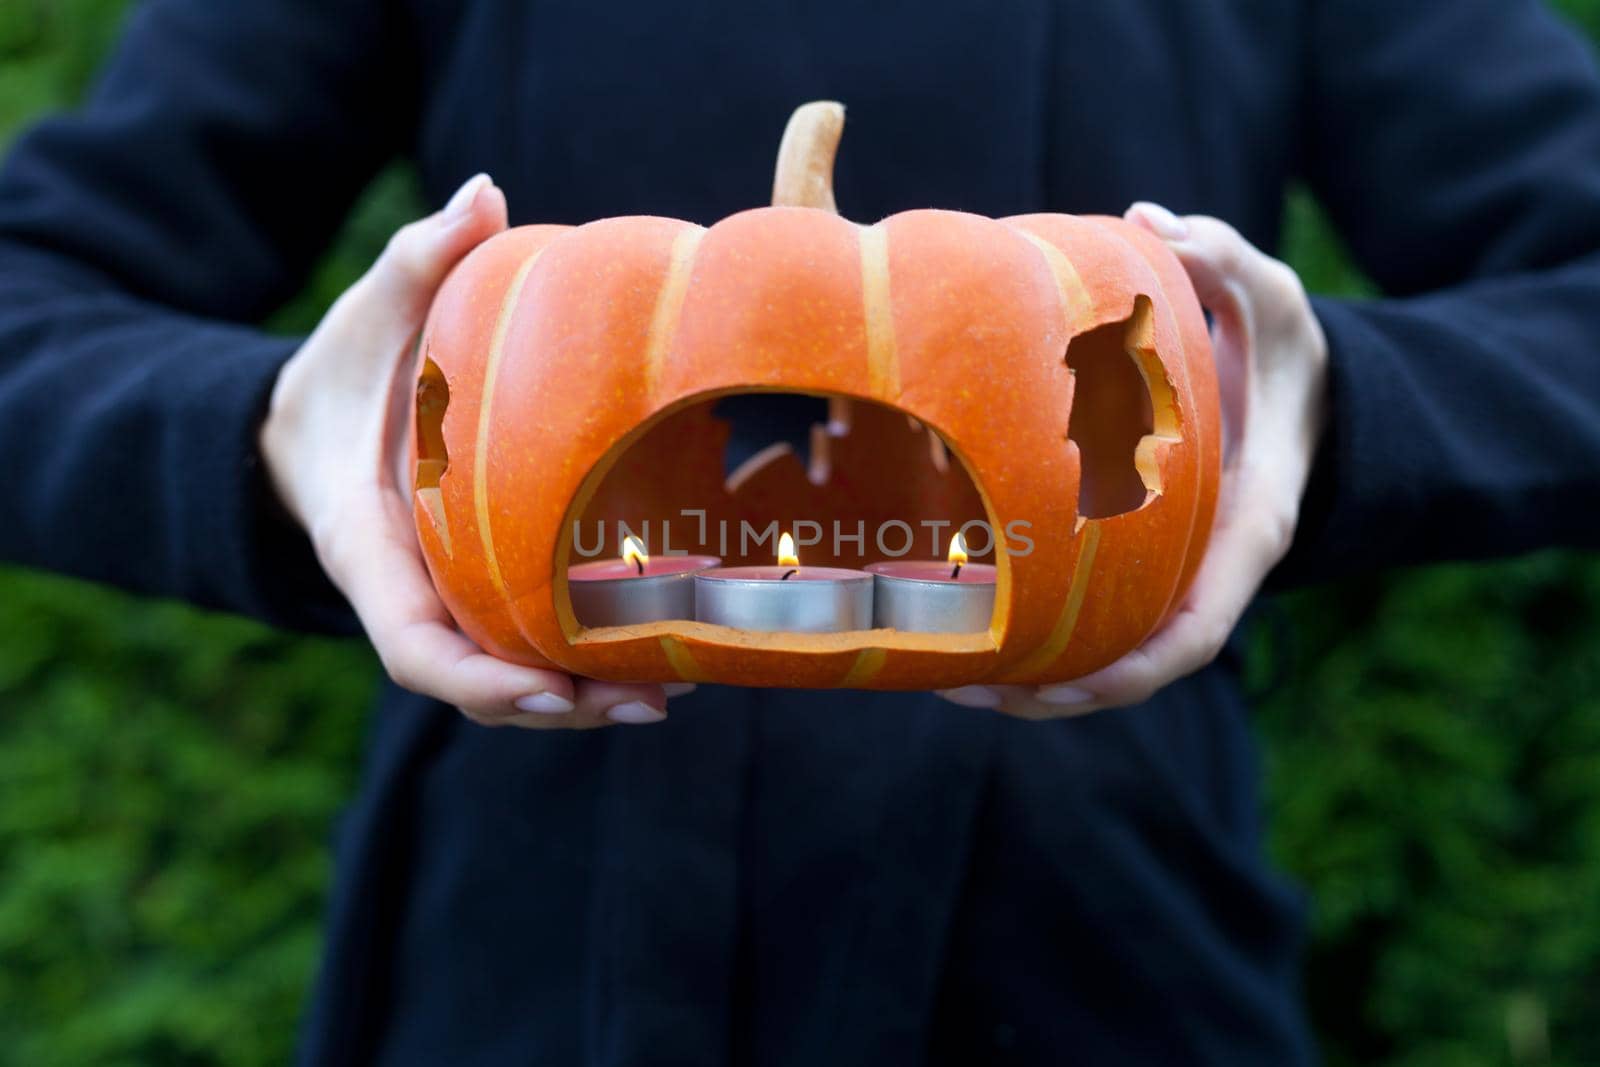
[555,389,1004,649]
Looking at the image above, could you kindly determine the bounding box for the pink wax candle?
[568,535,720,626]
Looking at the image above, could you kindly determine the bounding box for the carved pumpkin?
[410,102,1220,690]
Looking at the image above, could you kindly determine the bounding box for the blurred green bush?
[2,2,1599,1064]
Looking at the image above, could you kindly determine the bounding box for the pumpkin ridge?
[1003,519,1103,679]
[858,223,900,400]
[643,225,705,401]
[1013,229,1097,326]
[472,247,548,602]
[838,646,888,686]
[658,635,704,682]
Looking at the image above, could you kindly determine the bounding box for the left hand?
[261,174,683,729]
[937,203,1329,719]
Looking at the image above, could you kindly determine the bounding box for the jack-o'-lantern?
[410,102,1220,690]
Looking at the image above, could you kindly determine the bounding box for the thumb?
[326,173,509,356]
[1125,204,1264,461]
[1126,204,1255,326]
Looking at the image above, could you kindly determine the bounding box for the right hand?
[937,204,1328,719]
[260,174,687,729]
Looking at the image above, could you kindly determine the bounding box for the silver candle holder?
[694,567,873,632]
[864,532,996,634]
[866,563,996,633]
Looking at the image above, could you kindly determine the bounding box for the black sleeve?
[0,0,418,632]
[1272,0,1600,585]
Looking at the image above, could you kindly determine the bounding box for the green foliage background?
[2,1,1599,1063]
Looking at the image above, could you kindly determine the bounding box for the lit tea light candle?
[568,535,721,627]
[694,532,873,633]
[866,532,997,633]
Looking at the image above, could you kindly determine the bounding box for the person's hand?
[260,174,686,729]
[939,203,1328,719]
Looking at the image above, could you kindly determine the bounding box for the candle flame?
[621,535,649,575]
[778,531,800,568]
[948,531,968,579]
[948,531,969,567]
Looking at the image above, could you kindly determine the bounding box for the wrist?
[257,346,315,533]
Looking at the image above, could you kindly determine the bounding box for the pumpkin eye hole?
[414,355,453,554]
[1065,296,1176,521]
[415,355,450,492]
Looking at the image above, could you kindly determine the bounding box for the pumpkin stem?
[772,101,845,213]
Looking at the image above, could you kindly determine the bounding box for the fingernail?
[937,686,1002,709]
[662,683,697,698]
[443,173,491,224]
[607,701,667,725]
[514,691,574,714]
[1037,684,1094,706]
[1131,202,1189,241]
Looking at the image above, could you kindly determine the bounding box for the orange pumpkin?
[410,102,1220,690]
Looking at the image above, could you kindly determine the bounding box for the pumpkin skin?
[408,201,1220,690]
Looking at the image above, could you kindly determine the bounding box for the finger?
[1127,203,1296,324]
[1137,207,1319,387]
[1171,225,1326,481]
[1129,202,1324,483]
[1123,200,1190,242]
[368,173,509,314]
[325,496,690,731]
[322,497,577,723]
[1179,218,1320,399]
[1029,472,1290,712]
[1125,207,1272,310]
[323,173,510,359]
[573,678,671,728]
[936,684,1103,721]
[504,681,675,730]
[1126,204,1255,459]
[502,679,688,730]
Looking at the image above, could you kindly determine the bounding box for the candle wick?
[633,557,645,576]
[950,562,962,580]
[780,568,798,581]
